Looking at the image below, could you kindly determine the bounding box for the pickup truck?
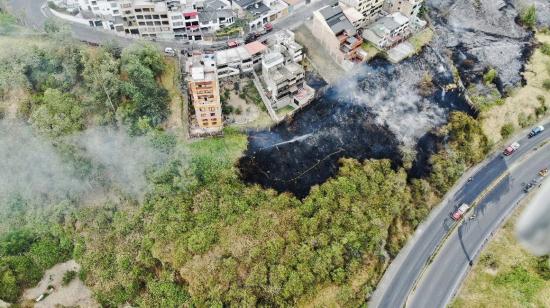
[452,203,470,221]
[503,142,520,156]
[528,125,544,138]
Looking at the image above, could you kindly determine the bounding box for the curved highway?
[370,122,550,308]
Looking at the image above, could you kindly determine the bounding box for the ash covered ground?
[239,0,547,198]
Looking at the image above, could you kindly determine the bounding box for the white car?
[164,47,176,56]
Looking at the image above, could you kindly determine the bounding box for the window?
[137,15,143,19]
[135,8,142,12]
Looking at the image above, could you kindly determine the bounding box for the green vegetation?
[0,229,73,302]
[0,10,494,307]
[500,123,515,138]
[543,79,550,90]
[483,68,498,85]
[541,43,550,56]
[62,270,77,286]
[520,5,537,30]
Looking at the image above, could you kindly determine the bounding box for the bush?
[500,123,515,139]
[518,112,535,128]
[542,79,550,91]
[541,43,550,57]
[520,5,537,29]
[62,270,77,286]
[483,68,498,85]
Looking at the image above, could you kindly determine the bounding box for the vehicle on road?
[451,203,470,221]
[523,175,546,193]
[528,125,544,138]
[264,23,273,32]
[227,40,239,48]
[164,47,176,56]
[539,168,549,177]
[503,142,520,156]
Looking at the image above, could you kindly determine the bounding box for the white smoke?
[0,121,87,201]
[0,120,168,204]
[332,56,449,148]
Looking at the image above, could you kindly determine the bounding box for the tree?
[30,88,84,137]
[82,48,122,113]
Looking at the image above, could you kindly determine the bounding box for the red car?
[452,203,470,221]
[503,142,520,156]
[264,23,273,32]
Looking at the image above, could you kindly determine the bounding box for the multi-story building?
[261,51,305,109]
[232,0,288,31]
[118,0,173,39]
[311,2,364,68]
[339,0,385,24]
[267,30,304,63]
[214,41,267,78]
[362,11,409,49]
[187,54,223,130]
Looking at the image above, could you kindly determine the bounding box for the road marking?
[404,139,550,308]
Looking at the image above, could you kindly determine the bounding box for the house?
[383,0,425,27]
[232,0,288,31]
[267,30,304,63]
[311,2,363,68]
[362,11,410,49]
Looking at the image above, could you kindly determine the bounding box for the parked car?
[452,203,470,221]
[164,47,176,56]
[528,125,544,138]
[245,32,258,44]
[503,142,520,156]
[539,168,548,177]
[227,40,239,48]
[264,23,273,32]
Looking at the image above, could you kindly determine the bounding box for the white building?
[339,0,385,24]
[362,11,409,49]
[261,51,306,109]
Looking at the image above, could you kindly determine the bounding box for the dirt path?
[21,260,99,308]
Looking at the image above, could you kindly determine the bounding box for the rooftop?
[198,9,233,23]
[215,46,251,65]
[244,41,268,55]
[318,3,356,36]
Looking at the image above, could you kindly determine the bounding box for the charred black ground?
[238,0,538,198]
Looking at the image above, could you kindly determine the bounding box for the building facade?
[187,54,223,130]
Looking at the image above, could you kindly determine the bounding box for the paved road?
[6,0,332,49]
[371,123,550,308]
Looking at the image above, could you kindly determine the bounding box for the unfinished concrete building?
[261,51,306,109]
[187,54,223,130]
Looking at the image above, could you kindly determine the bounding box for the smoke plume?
[516,179,550,256]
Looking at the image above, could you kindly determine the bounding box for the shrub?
[520,5,537,29]
[542,79,550,91]
[535,100,548,118]
[483,68,498,85]
[541,43,550,57]
[62,270,77,286]
[500,123,515,139]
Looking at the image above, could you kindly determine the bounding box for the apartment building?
[118,0,173,39]
[261,51,305,109]
[267,30,304,63]
[384,0,422,19]
[214,41,268,78]
[187,54,223,130]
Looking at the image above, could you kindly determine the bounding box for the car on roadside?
[452,203,470,221]
[540,168,549,177]
[164,47,176,56]
[528,125,544,138]
[503,142,520,156]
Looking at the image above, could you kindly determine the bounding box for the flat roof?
[215,46,251,65]
[244,41,268,55]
